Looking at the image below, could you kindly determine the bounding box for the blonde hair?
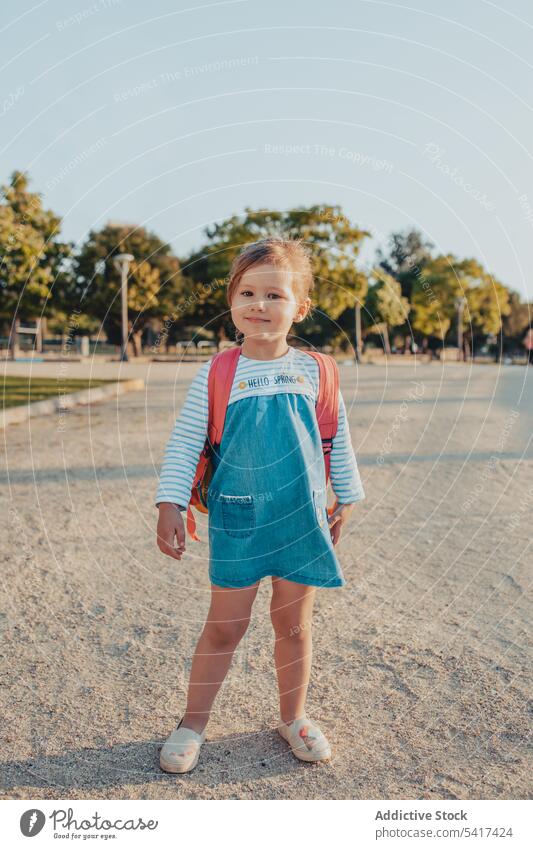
[226,238,314,343]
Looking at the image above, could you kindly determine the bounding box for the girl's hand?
[327,500,355,546]
[156,502,186,560]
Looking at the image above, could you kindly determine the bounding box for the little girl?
[155,238,365,773]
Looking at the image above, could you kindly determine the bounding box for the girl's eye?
[239,291,283,299]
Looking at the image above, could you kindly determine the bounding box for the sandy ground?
[1,356,532,800]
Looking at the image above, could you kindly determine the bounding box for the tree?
[0,170,71,357]
[410,254,511,356]
[182,205,370,347]
[68,223,183,355]
[462,268,511,359]
[464,272,511,336]
[502,291,532,350]
[410,254,460,343]
[363,269,410,353]
[376,228,435,301]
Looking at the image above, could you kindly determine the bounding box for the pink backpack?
[185,346,340,541]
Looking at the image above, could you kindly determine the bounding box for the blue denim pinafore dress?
[207,388,346,589]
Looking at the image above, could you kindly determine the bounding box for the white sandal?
[160,719,206,774]
[277,715,331,762]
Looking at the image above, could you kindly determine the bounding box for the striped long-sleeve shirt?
[155,347,366,509]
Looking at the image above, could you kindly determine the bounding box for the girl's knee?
[204,618,250,648]
[271,612,312,640]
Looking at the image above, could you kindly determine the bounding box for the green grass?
[2,376,115,409]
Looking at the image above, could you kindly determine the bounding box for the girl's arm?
[327,389,365,545]
[155,358,212,510]
[329,389,366,505]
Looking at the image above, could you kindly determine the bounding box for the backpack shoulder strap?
[207,345,241,446]
[303,350,339,433]
[302,351,339,478]
[185,346,241,542]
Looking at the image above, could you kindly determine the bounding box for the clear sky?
[2,0,533,297]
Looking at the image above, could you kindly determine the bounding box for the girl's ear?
[295,297,312,322]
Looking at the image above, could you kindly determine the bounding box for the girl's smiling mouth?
[245,317,270,323]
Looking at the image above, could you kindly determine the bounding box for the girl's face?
[230,263,310,341]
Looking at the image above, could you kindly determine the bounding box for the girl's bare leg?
[180,581,260,734]
[269,577,317,724]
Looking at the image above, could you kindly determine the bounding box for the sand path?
[1,357,531,799]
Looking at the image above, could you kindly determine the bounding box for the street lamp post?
[113,253,134,362]
[354,300,362,363]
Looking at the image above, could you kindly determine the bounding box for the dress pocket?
[312,488,328,530]
[220,494,255,538]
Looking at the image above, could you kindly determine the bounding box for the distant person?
[155,238,366,773]
[523,326,533,365]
